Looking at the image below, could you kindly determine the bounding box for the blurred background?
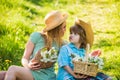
[0,0,120,79]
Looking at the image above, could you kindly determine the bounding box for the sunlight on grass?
[0,0,120,79]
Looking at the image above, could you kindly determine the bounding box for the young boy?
[57,18,112,80]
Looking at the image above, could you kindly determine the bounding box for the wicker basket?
[32,50,54,69]
[73,60,98,77]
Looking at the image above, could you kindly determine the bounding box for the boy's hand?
[74,73,88,79]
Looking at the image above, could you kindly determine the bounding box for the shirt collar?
[68,43,85,56]
[68,43,84,50]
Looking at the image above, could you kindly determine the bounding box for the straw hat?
[75,18,94,47]
[43,10,68,32]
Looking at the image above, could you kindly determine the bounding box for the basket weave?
[32,50,54,69]
[73,61,98,77]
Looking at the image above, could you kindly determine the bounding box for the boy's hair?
[70,24,87,49]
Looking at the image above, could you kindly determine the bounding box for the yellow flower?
[5,59,12,63]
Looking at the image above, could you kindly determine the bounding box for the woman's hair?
[70,24,87,49]
[42,23,64,49]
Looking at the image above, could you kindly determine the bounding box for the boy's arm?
[64,66,88,79]
[64,66,77,78]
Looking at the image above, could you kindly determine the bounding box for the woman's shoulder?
[30,32,43,38]
[31,32,40,36]
[30,32,44,43]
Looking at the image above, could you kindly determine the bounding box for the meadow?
[0,0,120,79]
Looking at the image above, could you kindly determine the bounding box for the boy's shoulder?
[60,43,72,50]
[61,43,69,48]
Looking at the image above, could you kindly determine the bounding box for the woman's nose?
[63,26,66,31]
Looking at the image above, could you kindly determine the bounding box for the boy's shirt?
[57,43,85,80]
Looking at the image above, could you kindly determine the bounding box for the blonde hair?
[42,23,64,49]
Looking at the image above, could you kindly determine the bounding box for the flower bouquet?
[32,47,58,69]
[72,45,104,76]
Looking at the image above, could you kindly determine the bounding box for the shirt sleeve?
[29,32,41,44]
[62,40,68,46]
[58,46,69,68]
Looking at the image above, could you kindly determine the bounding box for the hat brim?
[75,18,94,47]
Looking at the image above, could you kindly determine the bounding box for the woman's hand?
[28,59,41,70]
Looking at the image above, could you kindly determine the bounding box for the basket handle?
[85,43,90,62]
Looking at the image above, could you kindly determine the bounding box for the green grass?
[0,0,120,79]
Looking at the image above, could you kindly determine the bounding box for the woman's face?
[69,32,80,44]
[60,21,66,36]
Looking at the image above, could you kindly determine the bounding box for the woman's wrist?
[21,58,29,68]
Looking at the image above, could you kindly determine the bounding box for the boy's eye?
[70,32,78,35]
[70,32,72,34]
[75,33,78,35]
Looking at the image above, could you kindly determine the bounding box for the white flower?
[88,55,104,69]
[73,56,82,61]
[71,53,83,61]
[72,53,104,69]
[40,47,58,63]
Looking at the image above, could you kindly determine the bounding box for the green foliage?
[0,0,34,70]
[0,0,120,79]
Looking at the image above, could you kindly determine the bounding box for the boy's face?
[69,32,80,44]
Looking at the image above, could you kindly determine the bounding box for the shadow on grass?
[26,0,54,6]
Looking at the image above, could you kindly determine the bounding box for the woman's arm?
[21,40,34,69]
[22,40,41,70]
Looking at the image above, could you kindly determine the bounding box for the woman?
[2,10,68,80]
[0,71,6,80]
